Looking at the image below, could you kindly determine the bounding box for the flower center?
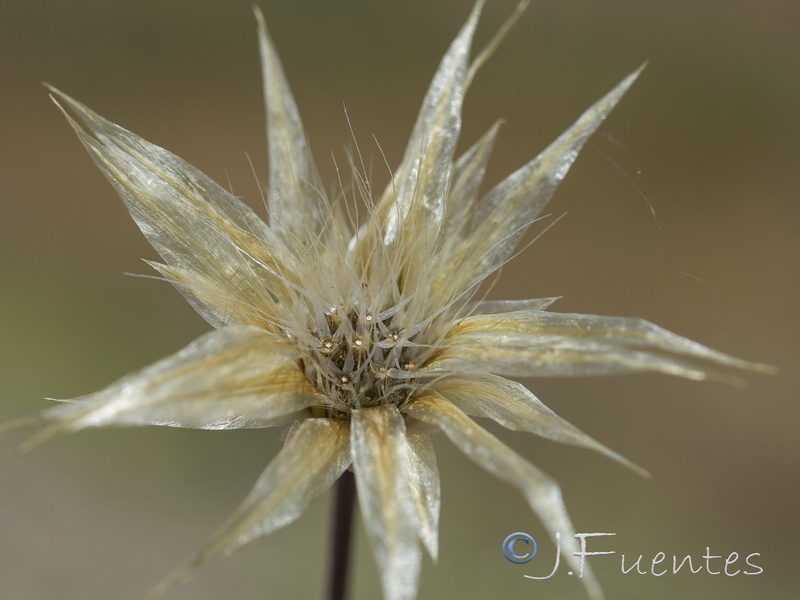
[297,305,422,415]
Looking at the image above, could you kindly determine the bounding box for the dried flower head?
[4,1,773,599]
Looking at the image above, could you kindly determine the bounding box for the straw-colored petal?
[152,417,351,596]
[405,392,603,600]
[351,0,483,281]
[379,0,482,246]
[445,120,502,240]
[143,260,274,329]
[406,433,441,559]
[432,374,647,477]
[431,310,774,381]
[352,405,421,600]
[461,296,560,317]
[48,87,288,327]
[436,67,644,296]
[22,326,319,451]
[255,8,327,245]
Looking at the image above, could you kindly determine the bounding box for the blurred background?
[1,0,797,599]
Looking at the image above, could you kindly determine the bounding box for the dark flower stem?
[326,469,356,600]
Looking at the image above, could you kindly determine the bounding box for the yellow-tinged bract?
[5,2,774,599]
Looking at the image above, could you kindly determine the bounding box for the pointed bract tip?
[618,63,647,94]
[466,0,531,86]
[252,4,266,29]
[44,396,77,404]
[16,425,63,455]
[44,85,94,130]
[0,416,43,436]
[148,566,190,600]
[626,459,651,480]
[747,361,779,376]
[626,62,648,86]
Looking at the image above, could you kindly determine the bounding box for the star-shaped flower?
[5,2,772,599]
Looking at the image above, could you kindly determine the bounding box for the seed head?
[2,2,775,599]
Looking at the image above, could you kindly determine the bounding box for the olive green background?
[1,1,797,599]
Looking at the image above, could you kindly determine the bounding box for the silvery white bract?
[5,1,773,599]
